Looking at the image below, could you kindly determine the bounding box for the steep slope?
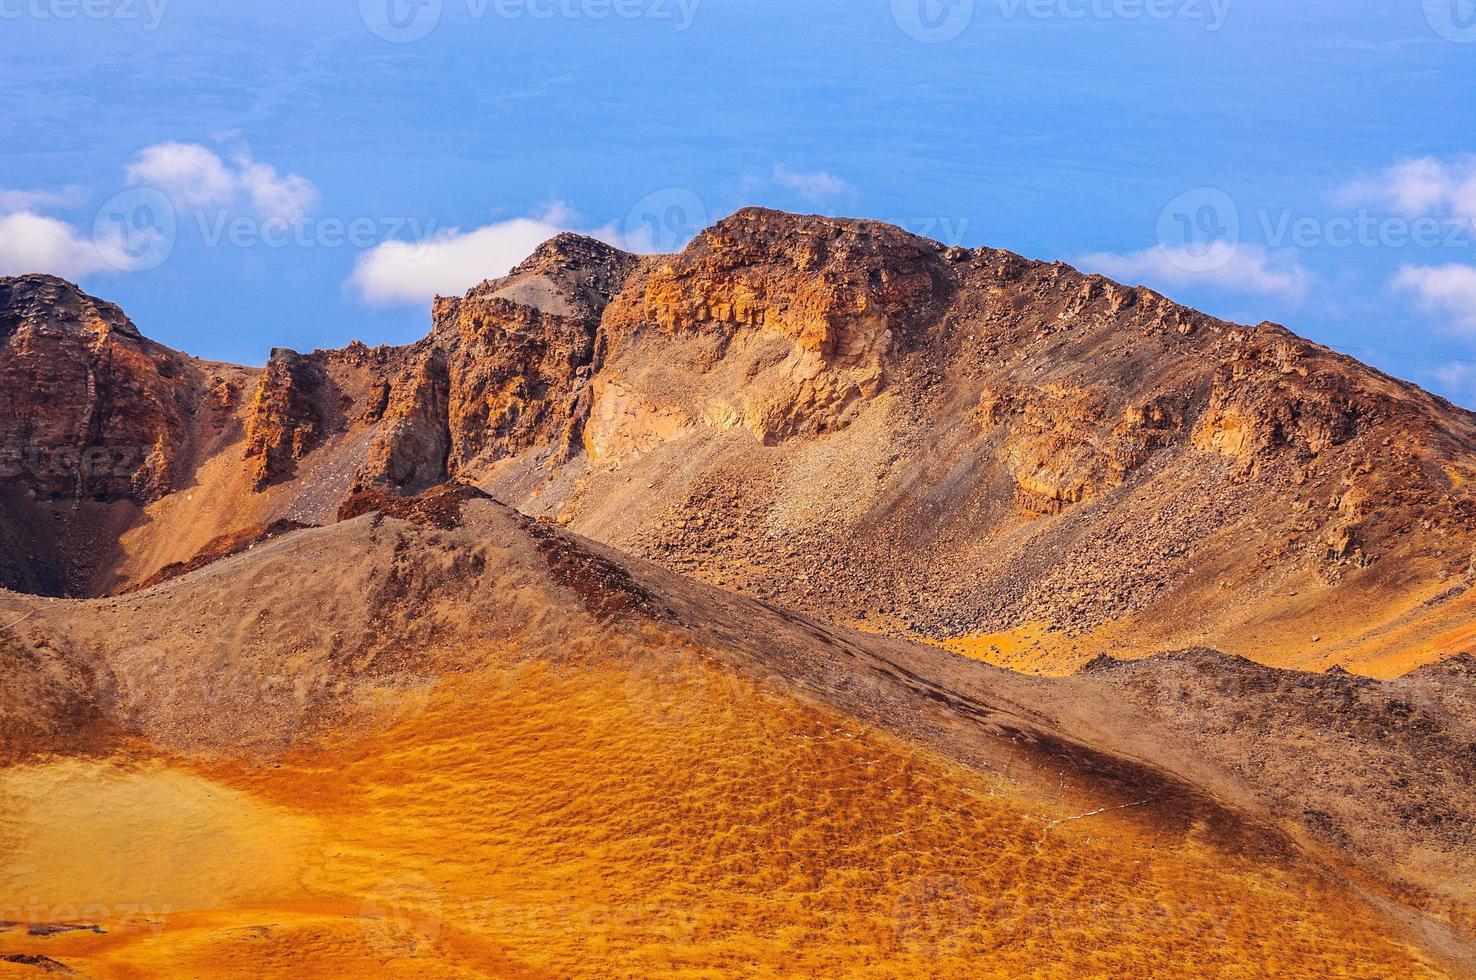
[0,490,1468,976]
[2,210,1473,676]
[0,275,254,596]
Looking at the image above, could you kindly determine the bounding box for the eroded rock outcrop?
[352,234,639,489]
[356,348,451,493]
[439,234,638,471]
[243,348,327,490]
[979,382,1183,514]
[598,208,952,452]
[1191,331,1364,471]
[0,275,191,502]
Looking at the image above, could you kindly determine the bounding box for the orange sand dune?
[0,662,1443,978]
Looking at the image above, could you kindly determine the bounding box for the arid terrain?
[5,210,1473,673]
[2,211,1475,977]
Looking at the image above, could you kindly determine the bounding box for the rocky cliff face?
[439,234,637,473]
[243,348,327,490]
[0,275,193,503]
[355,347,451,492]
[0,275,224,595]
[352,234,638,491]
[596,211,951,454]
[978,380,1184,514]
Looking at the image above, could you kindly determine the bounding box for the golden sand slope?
[0,658,1443,978]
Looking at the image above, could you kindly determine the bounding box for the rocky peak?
[356,235,641,492]
[669,208,953,338]
[694,206,942,258]
[0,275,187,502]
[0,274,143,344]
[509,233,638,295]
[434,234,639,332]
[593,209,955,448]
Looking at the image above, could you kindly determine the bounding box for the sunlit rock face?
[0,274,192,503]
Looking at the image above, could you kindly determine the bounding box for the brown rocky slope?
[1,211,1474,675]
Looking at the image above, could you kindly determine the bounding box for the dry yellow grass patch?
[0,658,1443,977]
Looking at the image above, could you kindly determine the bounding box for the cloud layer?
[0,186,84,213]
[1342,156,1476,336]
[772,165,854,203]
[0,143,317,281]
[0,210,120,279]
[1430,361,1476,407]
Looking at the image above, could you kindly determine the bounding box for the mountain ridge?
[1,208,1473,676]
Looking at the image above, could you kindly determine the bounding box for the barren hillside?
[3,210,1472,674]
[1,488,1470,976]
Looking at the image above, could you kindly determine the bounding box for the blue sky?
[3,0,1475,406]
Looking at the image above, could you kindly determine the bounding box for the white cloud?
[126,143,236,208]
[0,184,154,279]
[0,142,316,282]
[1076,242,1311,301]
[1393,263,1476,333]
[772,164,854,203]
[125,142,317,220]
[348,204,624,306]
[235,157,318,220]
[1337,156,1476,227]
[0,210,120,279]
[1430,362,1476,408]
